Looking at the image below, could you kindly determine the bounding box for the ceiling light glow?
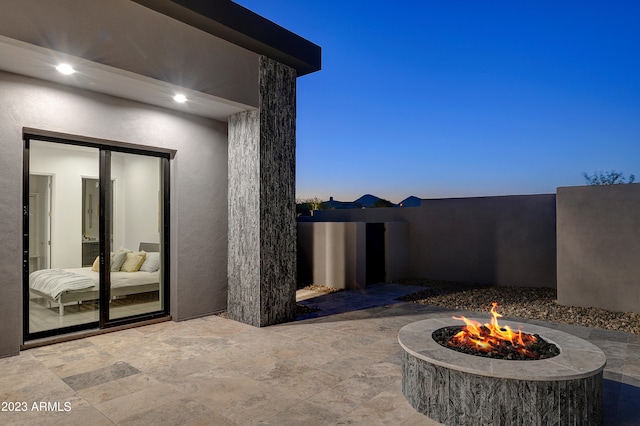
[56,63,76,75]
[173,94,187,103]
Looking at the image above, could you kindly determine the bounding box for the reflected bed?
[29,243,160,316]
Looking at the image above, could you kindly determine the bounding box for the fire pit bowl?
[399,318,606,426]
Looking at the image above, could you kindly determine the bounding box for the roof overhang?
[0,35,251,121]
[0,0,320,121]
[132,0,322,76]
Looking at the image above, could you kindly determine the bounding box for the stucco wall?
[0,71,229,356]
[557,184,640,314]
[385,221,410,282]
[305,194,557,288]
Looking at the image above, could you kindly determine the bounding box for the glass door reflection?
[25,136,169,340]
[27,141,100,334]
[108,152,164,320]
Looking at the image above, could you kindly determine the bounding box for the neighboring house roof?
[354,194,382,208]
[323,198,362,210]
[132,0,322,76]
[354,194,396,208]
[399,196,421,207]
[314,194,422,210]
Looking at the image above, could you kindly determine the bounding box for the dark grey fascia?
[131,0,321,76]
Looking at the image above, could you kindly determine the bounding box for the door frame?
[23,130,172,341]
[27,173,52,272]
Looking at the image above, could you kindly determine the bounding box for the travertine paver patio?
[1,283,639,425]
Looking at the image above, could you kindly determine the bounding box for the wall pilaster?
[228,56,297,326]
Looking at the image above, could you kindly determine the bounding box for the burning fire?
[449,303,538,358]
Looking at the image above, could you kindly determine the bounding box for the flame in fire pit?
[450,303,539,358]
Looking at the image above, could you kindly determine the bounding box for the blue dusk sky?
[235,1,640,203]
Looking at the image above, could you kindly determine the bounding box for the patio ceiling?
[0,36,251,121]
[0,0,269,121]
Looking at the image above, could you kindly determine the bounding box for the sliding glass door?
[24,136,169,340]
[26,141,101,334]
[108,151,165,320]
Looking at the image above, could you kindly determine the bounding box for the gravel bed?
[396,279,640,335]
[300,284,344,294]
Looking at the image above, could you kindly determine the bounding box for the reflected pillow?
[139,252,160,273]
[91,256,100,272]
[110,251,128,272]
[120,252,146,272]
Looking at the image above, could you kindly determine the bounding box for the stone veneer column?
[227,56,297,327]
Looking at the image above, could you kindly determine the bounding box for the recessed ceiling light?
[173,94,187,103]
[55,63,76,75]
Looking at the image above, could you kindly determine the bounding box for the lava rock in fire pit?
[432,326,560,361]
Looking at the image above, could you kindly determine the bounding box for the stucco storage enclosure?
[0,0,320,357]
[300,194,557,289]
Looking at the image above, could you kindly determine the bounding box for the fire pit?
[434,303,561,361]
[399,314,606,426]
